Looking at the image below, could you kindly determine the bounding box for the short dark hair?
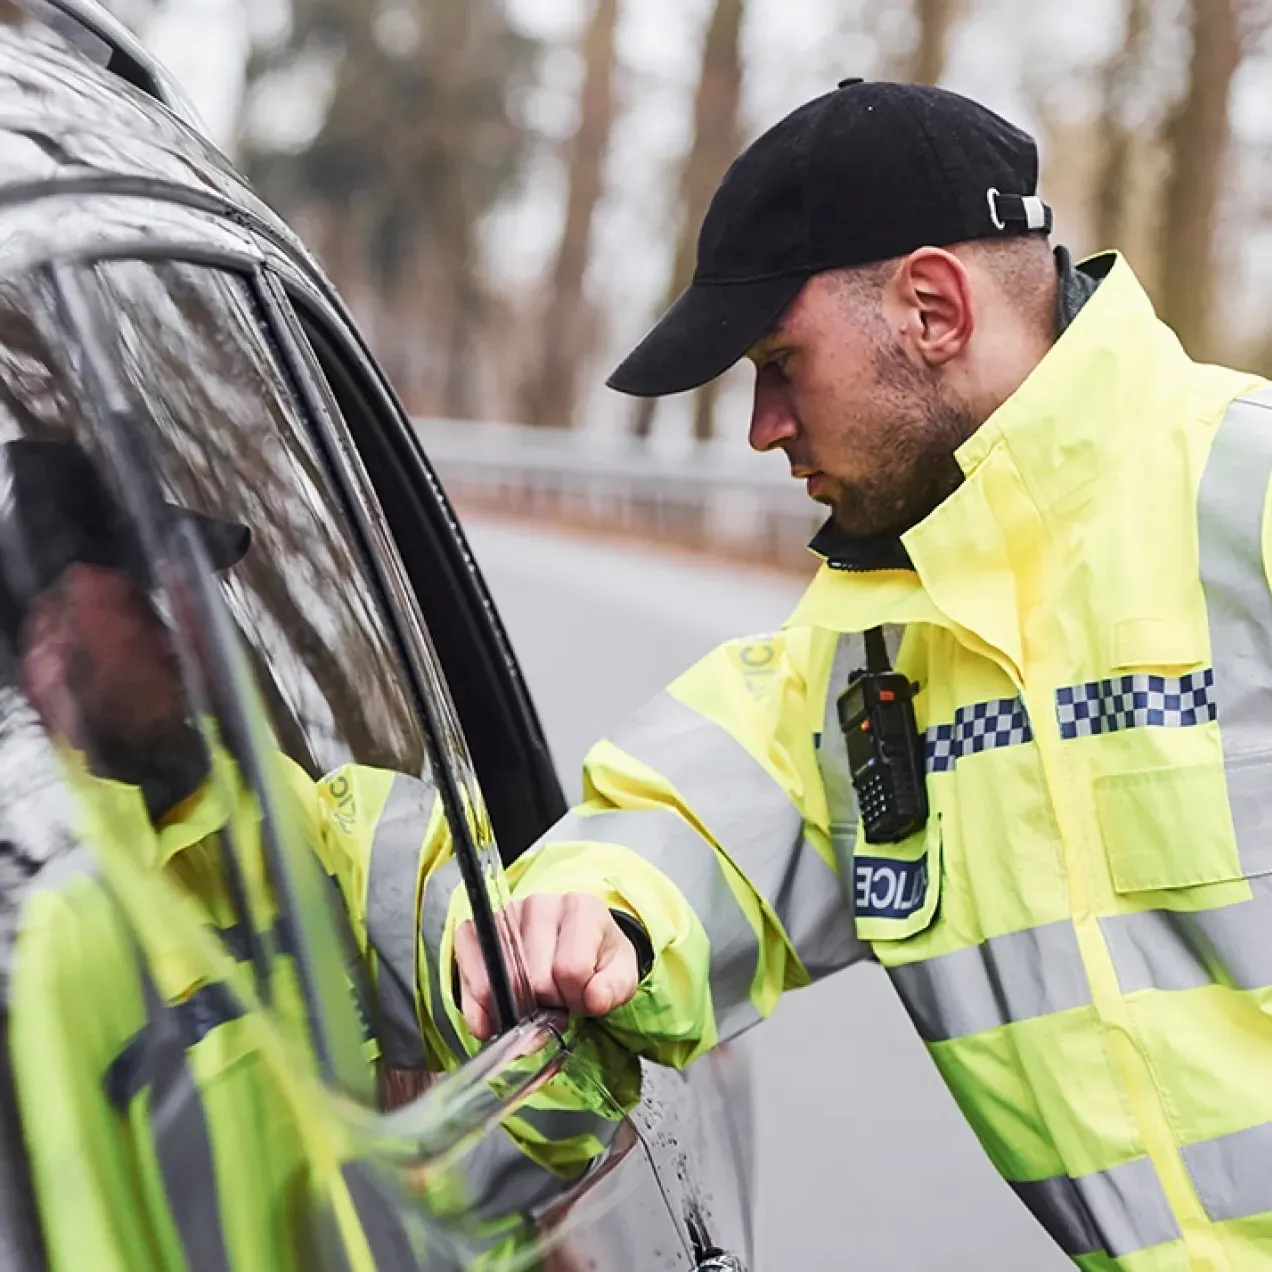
[829,235,1056,330]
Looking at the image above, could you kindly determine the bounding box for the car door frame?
[261,258,567,865]
[41,231,526,1038]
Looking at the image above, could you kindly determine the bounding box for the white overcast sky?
[140,0,1272,435]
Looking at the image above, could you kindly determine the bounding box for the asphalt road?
[463,515,1069,1272]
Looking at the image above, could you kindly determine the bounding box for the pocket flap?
[852,815,942,942]
[1112,616,1207,671]
[1095,763,1248,892]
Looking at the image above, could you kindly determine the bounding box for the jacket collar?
[64,741,237,870]
[788,253,1206,673]
[807,247,1112,575]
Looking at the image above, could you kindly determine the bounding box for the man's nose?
[748,376,797,454]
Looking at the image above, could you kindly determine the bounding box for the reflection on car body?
[0,3,755,1270]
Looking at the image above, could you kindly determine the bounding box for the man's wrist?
[609,910,654,982]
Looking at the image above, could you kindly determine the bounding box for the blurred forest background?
[104,0,1272,443]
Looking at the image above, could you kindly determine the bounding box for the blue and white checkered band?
[1055,670,1217,740]
[925,696,1034,774]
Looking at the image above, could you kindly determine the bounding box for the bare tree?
[243,0,539,418]
[523,0,621,430]
[910,0,960,85]
[633,0,745,443]
[1093,0,1152,251]
[1157,0,1242,359]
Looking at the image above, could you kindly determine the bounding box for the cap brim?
[175,508,251,572]
[607,273,810,398]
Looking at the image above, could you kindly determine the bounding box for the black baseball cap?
[0,438,250,643]
[609,79,1052,398]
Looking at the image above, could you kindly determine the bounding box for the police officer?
[452,82,1272,1269]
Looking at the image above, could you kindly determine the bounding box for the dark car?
[0,3,755,1268]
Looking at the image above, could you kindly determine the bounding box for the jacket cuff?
[610,910,654,982]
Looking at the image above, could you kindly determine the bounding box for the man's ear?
[885,247,974,368]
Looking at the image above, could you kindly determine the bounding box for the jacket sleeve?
[494,627,871,1069]
[306,761,466,1075]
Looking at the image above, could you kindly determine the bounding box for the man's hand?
[453,893,641,1041]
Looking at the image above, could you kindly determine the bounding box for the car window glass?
[274,292,533,1022]
[0,270,440,1264]
[85,258,529,1059]
[263,277,533,1029]
[0,265,618,1272]
[90,260,426,782]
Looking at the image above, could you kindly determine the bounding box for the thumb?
[582,925,640,1016]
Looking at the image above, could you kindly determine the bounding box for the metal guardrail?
[413,419,825,573]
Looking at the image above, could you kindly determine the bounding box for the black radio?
[836,628,929,844]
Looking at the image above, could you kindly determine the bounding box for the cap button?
[837,76,865,88]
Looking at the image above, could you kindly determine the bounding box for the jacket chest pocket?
[1078,619,1272,894]
[1095,750,1272,894]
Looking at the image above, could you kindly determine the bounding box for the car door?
[66,245,721,1270]
[259,264,756,1272]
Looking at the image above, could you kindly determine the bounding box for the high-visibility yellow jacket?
[11,748,461,1270]
[490,254,1272,1270]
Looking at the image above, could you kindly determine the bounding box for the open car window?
[278,288,566,866]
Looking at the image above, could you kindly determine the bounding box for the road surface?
[463,514,1069,1272]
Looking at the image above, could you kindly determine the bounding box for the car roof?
[19,0,201,125]
[0,7,307,265]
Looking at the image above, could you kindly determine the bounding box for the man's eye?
[768,352,792,376]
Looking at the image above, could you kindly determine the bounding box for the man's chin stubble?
[829,458,966,539]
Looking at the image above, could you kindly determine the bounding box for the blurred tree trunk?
[1157,0,1241,360]
[633,0,745,443]
[1093,0,1150,251]
[910,0,959,85]
[523,0,621,430]
[423,0,483,420]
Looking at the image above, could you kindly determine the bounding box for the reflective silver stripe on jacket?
[1012,1117,1272,1254]
[1099,888,1272,995]
[1181,1120,1272,1223]
[365,773,436,1070]
[597,689,866,1036]
[887,921,1092,1043]
[1010,1156,1180,1259]
[1199,386,1272,879]
[138,973,233,1272]
[418,856,466,1062]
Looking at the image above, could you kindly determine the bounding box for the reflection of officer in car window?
[2,439,249,824]
[0,438,457,1077]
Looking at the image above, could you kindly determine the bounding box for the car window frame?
[272,268,566,864]
[251,268,529,1034]
[39,241,523,1038]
